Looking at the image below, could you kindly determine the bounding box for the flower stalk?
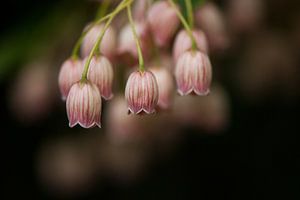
[81,0,133,82]
[127,4,145,72]
[185,0,194,29]
[168,0,197,50]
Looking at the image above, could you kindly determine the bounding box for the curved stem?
[71,13,112,59]
[127,4,145,72]
[168,0,197,50]
[185,0,194,29]
[81,0,132,82]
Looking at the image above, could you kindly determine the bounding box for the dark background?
[1,0,300,199]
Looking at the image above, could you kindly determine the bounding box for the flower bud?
[175,51,212,96]
[66,81,101,128]
[125,70,159,114]
[118,22,151,60]
[85,56,114,100]
[150,67,174,110]
[58,58,82,100]
[81,24,116,60]
[173,29,209,62]
[147,1,179,47]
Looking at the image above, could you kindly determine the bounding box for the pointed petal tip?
[194,89,210,96]
[102,93,114,101]
[127,107,156,115]
[177,88,193,96]
[69,121,78,128]
[68,121,101,129]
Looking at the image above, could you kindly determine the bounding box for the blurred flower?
[37,139,96,195]
[9,61,55,123]
[58,58,82,100]
[133,0,149,21]
[150,66,174,110]
[105,95,153,143]
[195,2,230,52]
[118,22,151,61]
[66,81,102,128]
[81,24,117,60]
[125,70,159,114]
[173,29,209,62]
[173,84,230,132]
[85,55,114,100]
[235,34,299,102]
[175,50,212,96]
[147,0,179,47]
[227,0,264,33]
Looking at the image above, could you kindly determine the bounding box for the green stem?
[81,0,132,82]
[168,0,197,50]
[95,0,111,20]
[127,4,145,72]
[185,0,194,29]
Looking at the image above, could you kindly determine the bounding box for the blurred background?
[1,0,300,199]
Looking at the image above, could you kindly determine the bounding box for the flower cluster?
[58,0,213,128]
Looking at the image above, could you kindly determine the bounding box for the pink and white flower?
[118,22,151,60]
[58,58,82,100]
[66,81,102,128]
[81,24,116,60]
[125,70,159,114]
[173,29,209,62]
[150,67,174,109]
[175,50,212,96]
[85,56,114,100]
[147,1,179,47]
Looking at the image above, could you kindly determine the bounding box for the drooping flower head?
[175,50,212,96]
[66,81,102,128]
[125,70,159,114]
[85,55,114,100]
[58,58,82,100]
[147,1,179,47]
[173,29,209,62]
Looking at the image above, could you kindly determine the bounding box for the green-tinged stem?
[185,0,194,29]
[81,0,132,82]
[71,13,111,59]
[71,34,84,60]
[127,5,145,72]
[168,0,197,50]
[95,0,111,20]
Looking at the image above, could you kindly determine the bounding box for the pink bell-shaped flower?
[125,70,159,114]
[81,24,116,60]
[58,58,82,100]
[147,1,179,47]
[66,81,102,128]
[175,50,212,96]
[173,29,209,62]
[150,67,174,110]
[85,55,114,100]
